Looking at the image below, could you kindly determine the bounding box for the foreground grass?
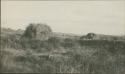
[1,37,125,74]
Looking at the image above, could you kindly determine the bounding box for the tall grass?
[1,36,125,74]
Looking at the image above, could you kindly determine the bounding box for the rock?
[22,23,52,40]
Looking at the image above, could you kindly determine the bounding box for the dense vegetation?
[1,25,125,74]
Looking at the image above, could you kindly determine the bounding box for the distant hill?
[1,25,125,41]
[51,32,81,40]
[1,27,24,35]
[80,33,125,41]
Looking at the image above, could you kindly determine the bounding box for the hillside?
[1,24,125,74]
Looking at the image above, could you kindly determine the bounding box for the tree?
[86,33,96,40]
[22,23,52,41]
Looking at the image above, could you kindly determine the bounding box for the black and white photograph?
[1,0,125,74]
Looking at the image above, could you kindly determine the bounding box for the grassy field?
[1,34,125,74]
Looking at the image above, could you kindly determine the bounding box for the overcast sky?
[1,1,125,35]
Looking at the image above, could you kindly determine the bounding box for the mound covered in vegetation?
[22,23,52,41]
[1,23,125,74]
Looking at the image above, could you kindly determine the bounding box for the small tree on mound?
[22,23,52,41]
